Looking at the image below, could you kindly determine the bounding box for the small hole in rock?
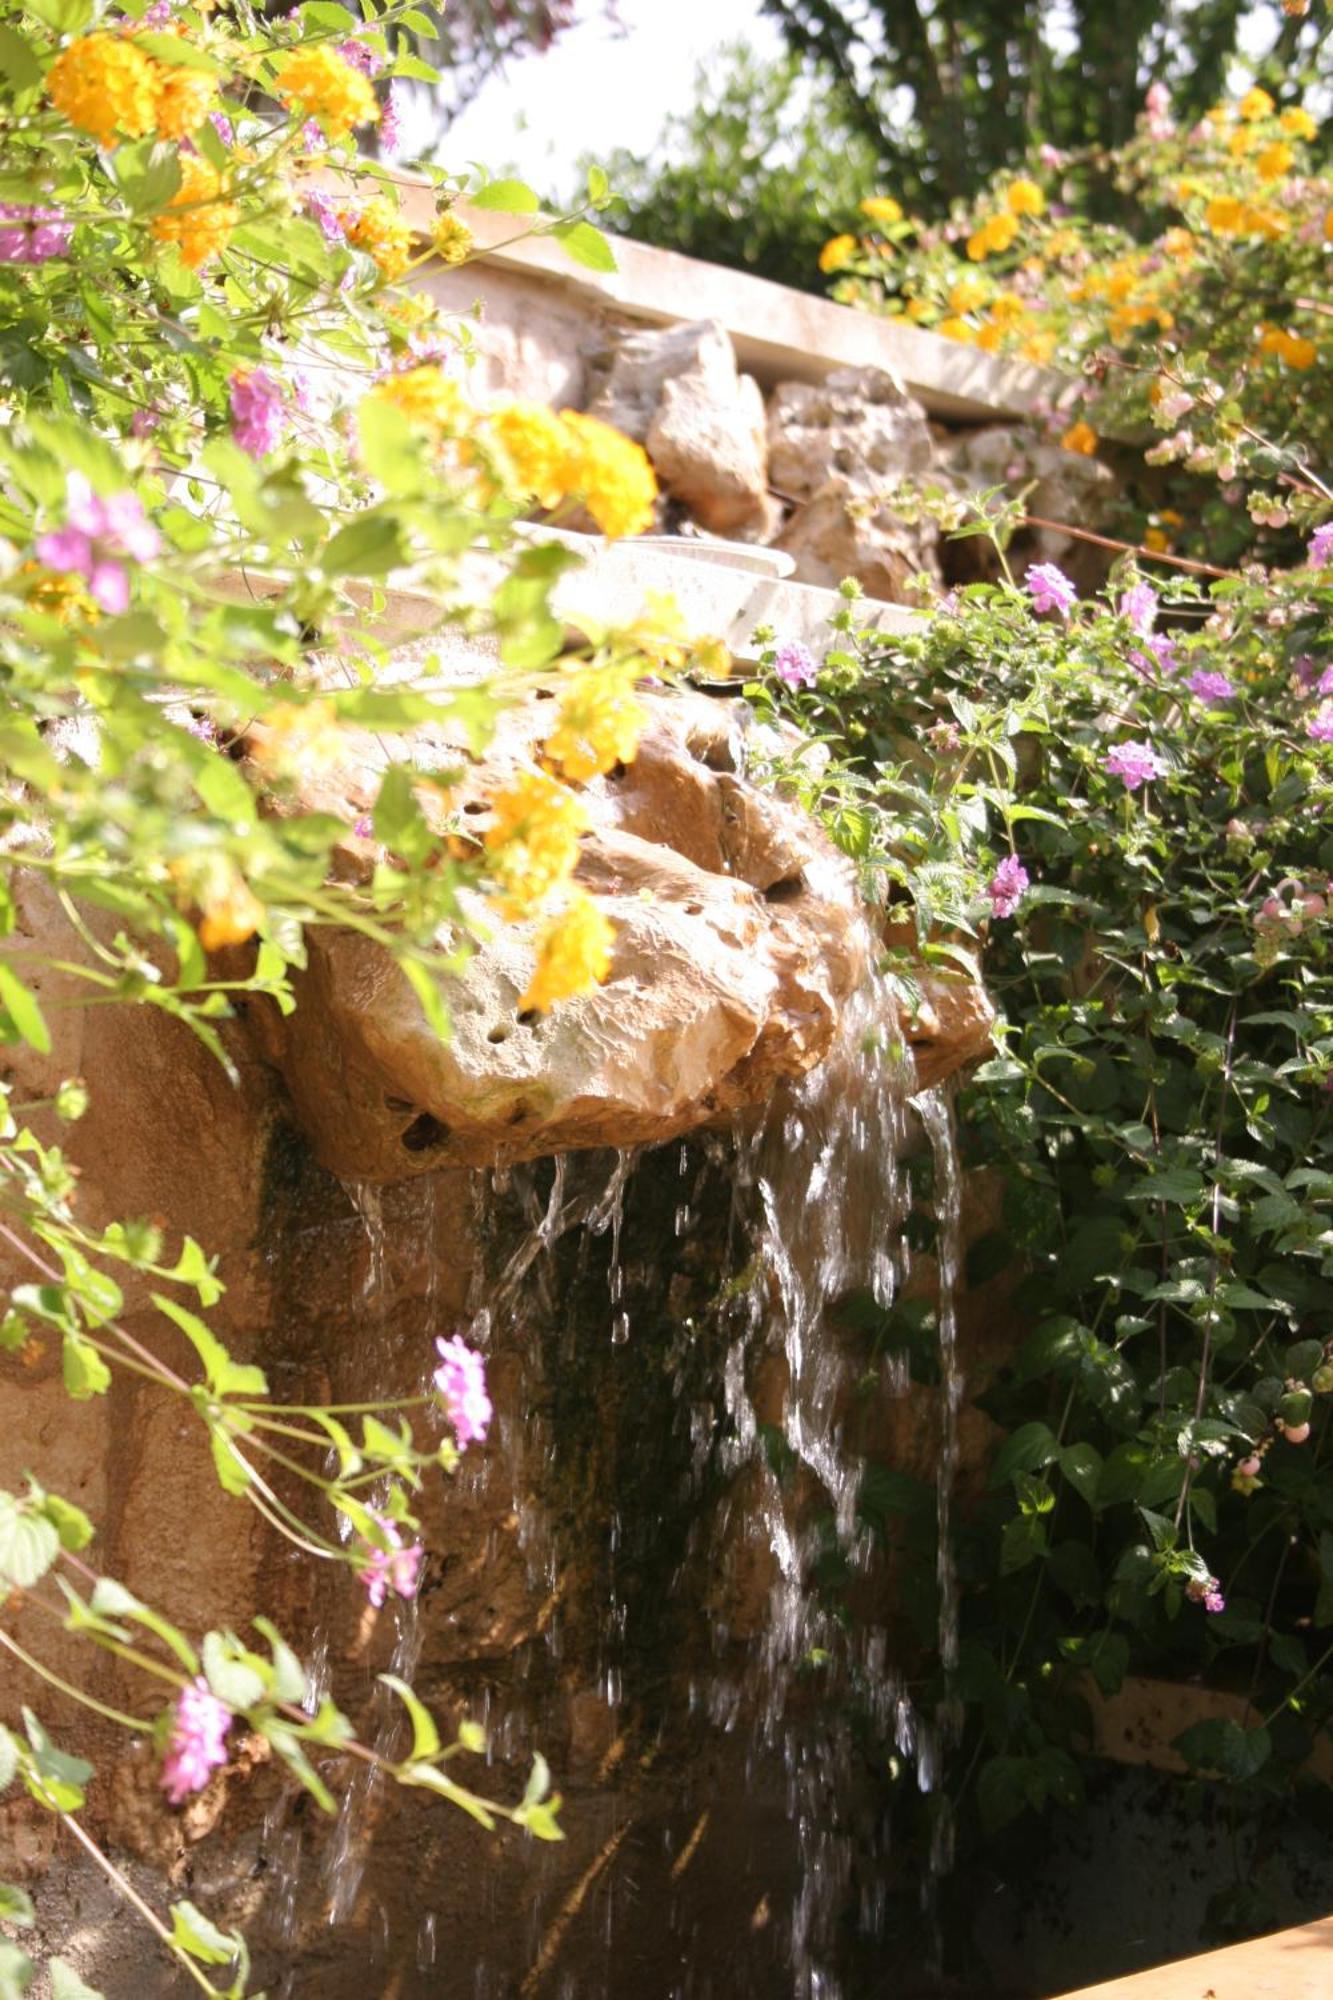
[763,875,805,905]
[462,800,487,816]
[516,1007,541,1028]
[607,760,628,781]
[534,688,556,701]
[401,1111,448,1152]
[683,901,703,916]
[486,1025,511,1045]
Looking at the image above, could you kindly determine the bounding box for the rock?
[899,964,996,1089]
[766,364,935,502]
[249,684,874,1182]
[766,365,940,602]
[584,319,772,538]
[938,425,1118,593]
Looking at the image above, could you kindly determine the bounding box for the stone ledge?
[1077,1671,1333,1784]
[1052,1914,1333,1999]
[368,170,1075,426]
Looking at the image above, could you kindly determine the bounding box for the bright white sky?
[436,0,782,184]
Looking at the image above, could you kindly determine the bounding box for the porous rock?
[583,318,772,538]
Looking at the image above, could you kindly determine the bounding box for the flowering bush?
[820,84,1330,570]
[749,481,1333,1877]
[0,0,689,1987]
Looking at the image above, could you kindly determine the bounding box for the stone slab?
[1052,1915,1333,1999]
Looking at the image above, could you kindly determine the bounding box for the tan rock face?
[767,365,941,602]
[939,424,1117,593]
[584,318,772,539]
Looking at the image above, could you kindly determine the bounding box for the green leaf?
[167,1902,239,1969]
[990,1421,1060,1487]
[400,957,451,1045]
[258,1722,337,1814]
[0,1886,33,1926]
[356,398,425,497]
[398,1761,497,1828]
[551,219,617,273]
[201,1629,265,1713]
[0,964,49,1054]
[1059,1442,1102,1506]
[107,139,182,217]
[152,1294,268,1398]
[0,1730,17,1795]
[49,1963,106,2000]
[252,1617,305,1706]
[585,163,610,208]
[21,1710,91,1813]
[0,27,42,93]
[209,1427,252,1498]
[380,1674,441,1762]
[130,31,226,70]
[470,178,540,214]
[321,510,408,579]
[89,1578,199,1672]
[1173,1718,1271,1780]
[40,1492,94,1553]
[0,1941,34,2000]
[22,0,92,31]
[0,1497,59,1590]
[61,1332,111,1401]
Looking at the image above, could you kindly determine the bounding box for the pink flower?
[304,188,346,244]
[1187,669,1235,706]
[380,80,404,154]
[36,473,160,614]
[338,37,384,74]
[1310,524,1333,568]
[1203,1588,1225,1615]
[433,1335,492,1447]
[1104,740,1164,790]
[1038,143,1066,168]
[208,110,235,147]
[229,369,287,459]
[1026,562,1077,618]
[772,641,818,689]
[161,1677,231,1804]
[0,205,73,263]
[1307,702,1333,743]
[987,855,1030,918]
[352,814,373,838]
[358,1512,423,1608]
[926,719,961,751]
[1118,581,1159,636]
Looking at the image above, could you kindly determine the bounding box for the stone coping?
[353,169,1074,426]
[1077,1671,1333,1783]
[1052,1914,1333,1999]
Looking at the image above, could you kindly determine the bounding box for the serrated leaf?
[0,1497,59,1590]
[21,1710,91,1813]
[49,1962,106,2000]
[202,1630,265,1713]
[0,1940,34,2000]
[61,1332,110,1401]
[0,1886,33,1925]
[152,1294,267,1398]
[167,1901,238,1968]
[551,219,617,273]
[990,1421,1060,1487]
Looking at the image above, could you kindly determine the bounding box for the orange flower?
[150,155,238,268]
[1060,421,1098,456]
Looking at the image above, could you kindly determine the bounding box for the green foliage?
[756,457,1333,1840]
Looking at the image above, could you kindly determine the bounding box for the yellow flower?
[1204,194,1245,234]
[561,411,657,540]
[151,42,218,138]
[193,867,265,952]
[276,46,379,141]
[150,154,238,269]
[1326,207,1333,241]
[249,699,343,778]
[905,295,934,322]
[47,34,157,144]
[818,233,858,273]
[1227,124,1258,157]
[1060,421,1098,456]
[484,770,589,917]
[1256,140,1295,180]
[431,212,473,265]
[1280,106,1316,140]
[1258,325,1317,369]
[860,196,903,226]
[1021,331,1056,363]
[487,402,573,509]
[19,563,100,626]
[343,197,413,281]
[1045,228,1081,259]
[937,316,976,344]
[1238,85,1275,121]
[1005,178,1045,217]
[948,274,989,313]
[975,320,1005,352]
[620,590,688,670]
[520,892,614,1014]
[365,366,468,434]
[966,211,1020,261]
[543,665,647,782]
[690,636,732,679]
[1143,526,1170,552]
[1161,227,1195,258]
[991,291,1029,326]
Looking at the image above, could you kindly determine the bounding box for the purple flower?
[36,472,160,614]
[433,1334,492,1448]
[208,110,235,147]
[186,714,218,743]
[1203,1589,1226,1615]
[1026,562,1077,618]
[772,641,818,689]
[161,1677,231,1805]
[352,813,373,838]
[380,80,404,155]
[229,369,287,459]
[1309,523,1333,568]
[358,1512,423,1609]
[1103,739,1164,791]
[0,205,73,264]
[987,855,1030,918]
[1130,632,1179,680]
[1307,702,1333,743]
[1118,581,1159,637]
[1187,669,1235,706]
[129,406,160,439]
[300,119,325,153]
[338,37,383,74]
[303,188,346,243]
[141,0,174,22]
